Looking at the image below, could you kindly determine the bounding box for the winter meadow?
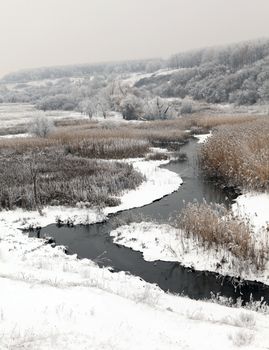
[0,1,269,349]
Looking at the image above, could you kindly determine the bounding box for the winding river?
[31,138,269,304]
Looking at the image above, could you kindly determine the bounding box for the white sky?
[0,0,269,77]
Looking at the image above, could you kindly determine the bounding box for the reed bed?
[0,150,143,210]
[191,115,258,130]
[176,201,268,270]
[200,119,269,190]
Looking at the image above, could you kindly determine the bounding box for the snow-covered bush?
[229,330,254,347]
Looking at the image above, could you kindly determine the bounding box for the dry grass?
[0,118,190,158]
[0,130,149,159]
[54,118,189,146]
[0,118,189,210]
[191,115,258,130]
[146,152,169,161]
[54,118,99,128]
[134,118,189,144]
[200,119,269,190]
[176,201,268,270]
[0,124,29,136]
[0,150,144,210]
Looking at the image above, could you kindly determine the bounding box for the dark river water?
[31,138,269,304]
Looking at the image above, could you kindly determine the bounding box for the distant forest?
[0,38,269,116]
[137,39,269,105]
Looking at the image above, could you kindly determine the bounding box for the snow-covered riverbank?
[110,191,269,285]
[232,192,269,234]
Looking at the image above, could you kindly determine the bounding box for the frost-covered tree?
[78,99,95,118]
[30,113,54,138]
[259,80,269,103]
[120,94,144,120]
[94,94,111,119]
[145,59,164,73]
[37,94,76,111]
[180,99,193,114]
[2,38,269,110]
[143,97,176,120]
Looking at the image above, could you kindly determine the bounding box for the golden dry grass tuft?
[176,201,268,270]
[200,118,269,190]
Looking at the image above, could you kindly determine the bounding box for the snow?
[111,222,183,263]
[121,72,155,87]
[193,132,212,144]
[1,218,269,349]
[92,111,125,124]
[110,221,269,284]
[232,192,269,234]
[155,68,183,76]
[121,69,184,87]
[0,133,31,139]
[0,103,88,130]
[110,191,269,284]
[104,158,182,215]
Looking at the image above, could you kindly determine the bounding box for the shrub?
[30,114,54,138]
[229,330,254,347]
[120,94,144,120]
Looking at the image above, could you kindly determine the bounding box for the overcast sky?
[0,0,269,77]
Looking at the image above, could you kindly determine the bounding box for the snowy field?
[0,103,88,131]
[193,132,212,143]
[0,104,130,137]
[121,68,184,87]
[1,224,269,350]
